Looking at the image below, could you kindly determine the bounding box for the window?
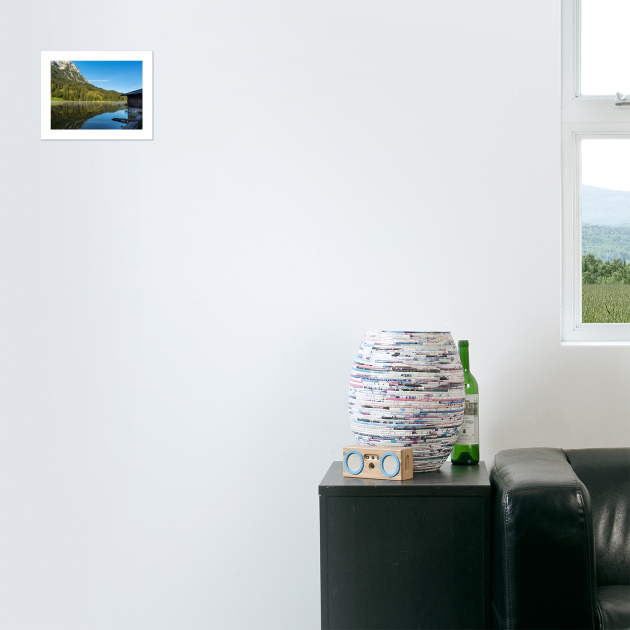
[561,0,630,344]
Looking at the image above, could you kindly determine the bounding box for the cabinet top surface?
[319,461,490,497]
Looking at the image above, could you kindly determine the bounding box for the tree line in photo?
[52,83,126,102]
[51,67,126,102]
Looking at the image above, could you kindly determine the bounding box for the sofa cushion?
[564,449,630,587]
[597,585,630,630]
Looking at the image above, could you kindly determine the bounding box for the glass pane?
[581,0,630,95]
[582,139,630,322]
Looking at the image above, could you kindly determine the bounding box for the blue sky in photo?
[73,60,142,94]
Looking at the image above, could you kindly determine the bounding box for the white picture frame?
[41,50,153,140]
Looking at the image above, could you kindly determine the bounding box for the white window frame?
[561,0,630,344]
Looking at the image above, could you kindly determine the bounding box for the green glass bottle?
[451,340,479,465]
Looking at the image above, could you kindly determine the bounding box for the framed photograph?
[41,50,153,140]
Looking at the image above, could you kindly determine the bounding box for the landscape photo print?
[41,51,153,140]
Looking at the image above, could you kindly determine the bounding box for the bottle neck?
[459,345,470,372]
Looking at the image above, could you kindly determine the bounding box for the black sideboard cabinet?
[319,461,491,630]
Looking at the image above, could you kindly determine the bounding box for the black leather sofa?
[490,448,630,630]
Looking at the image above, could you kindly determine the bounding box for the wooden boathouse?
[123,89,143,109]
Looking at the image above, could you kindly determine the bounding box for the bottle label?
[456,394,478,445]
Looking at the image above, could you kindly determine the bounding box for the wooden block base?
[342,445,413,480]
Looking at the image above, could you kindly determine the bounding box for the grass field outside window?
[582,284,630,323]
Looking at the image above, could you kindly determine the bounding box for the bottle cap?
[458,340,469,347]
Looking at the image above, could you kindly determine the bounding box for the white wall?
[1,1,628,628]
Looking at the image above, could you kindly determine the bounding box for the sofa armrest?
[490,448,598,630]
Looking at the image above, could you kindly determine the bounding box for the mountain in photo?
[51,60,89,84]
[50,60,126,102]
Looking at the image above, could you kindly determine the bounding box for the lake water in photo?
[51,102,142,130]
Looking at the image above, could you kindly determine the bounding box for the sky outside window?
[582,140,630,193]
[581,0,630,95]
